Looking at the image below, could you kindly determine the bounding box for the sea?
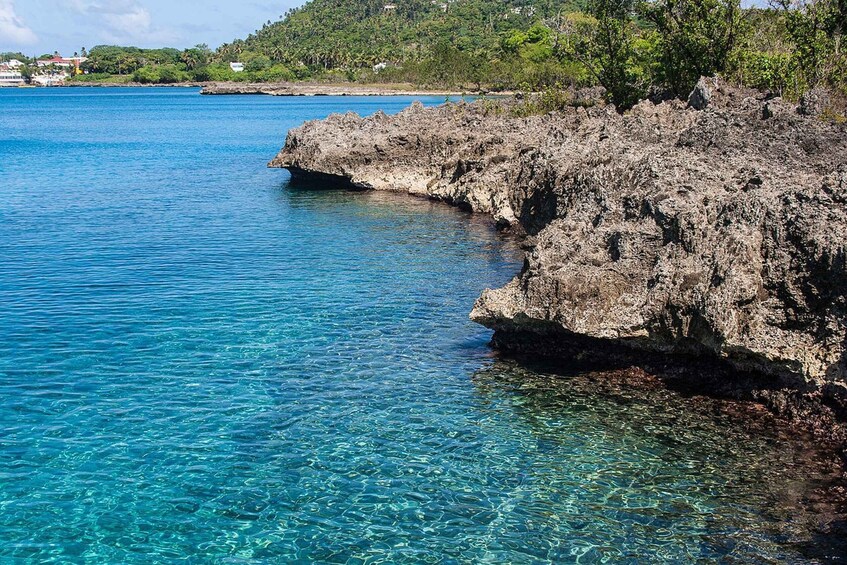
[0,87,841,562]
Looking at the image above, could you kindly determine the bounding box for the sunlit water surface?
[0,88,840,562]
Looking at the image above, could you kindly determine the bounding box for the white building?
[0,69,25,87]
[230,62,245,72]
[32,72,66,86]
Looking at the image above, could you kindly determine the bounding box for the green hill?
[67,0,845,110]
[215,0,585,88]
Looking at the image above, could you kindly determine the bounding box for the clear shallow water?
[0,88,840,562]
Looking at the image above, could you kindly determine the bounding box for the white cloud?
[0,0,38,46]
[71,0,153,39]
[103,6,151,36]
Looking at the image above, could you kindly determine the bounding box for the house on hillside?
[230,62,245,72]
[35,54,88,82]
[36,56,69,69]
[36,55,87,70]
[32,54,87,86]
[430,0,448,12]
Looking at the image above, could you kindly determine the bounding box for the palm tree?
[181,51,199,71]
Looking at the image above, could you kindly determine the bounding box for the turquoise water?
[0,88,839,562]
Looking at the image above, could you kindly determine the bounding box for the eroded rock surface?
[270,87,847,415]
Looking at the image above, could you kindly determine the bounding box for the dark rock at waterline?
[269,82,847,432]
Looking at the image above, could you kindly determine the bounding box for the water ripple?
[0,88,842,563]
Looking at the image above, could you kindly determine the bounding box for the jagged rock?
[688,77,713,110]
[270,87,847,417]
[762,97,794,119]
[798,87,832,116]
[573,86,607,106]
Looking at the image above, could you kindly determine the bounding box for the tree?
[0,51,31,63]
[181,44,212,71]
[772,0,847,88]
[132,66,160,83]
[553,0,649,109]
[181,50,199,70]
[246,55,272,72]
[20,64,34,82]
[642,0,747,96]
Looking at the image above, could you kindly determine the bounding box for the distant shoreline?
[52,82,207,89]
[200,82,486,97]
[13,81,502,97]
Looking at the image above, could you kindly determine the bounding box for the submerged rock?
[270,88,847,423]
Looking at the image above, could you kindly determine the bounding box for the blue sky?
[0,0,303,56]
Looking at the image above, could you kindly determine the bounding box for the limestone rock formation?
[270,88,847,413]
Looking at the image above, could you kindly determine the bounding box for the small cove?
[0,87,843,562]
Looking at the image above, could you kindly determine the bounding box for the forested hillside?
[57,0,844,116]
[218,0,577,67]
[213,0,844,108]
[214,0,584,88]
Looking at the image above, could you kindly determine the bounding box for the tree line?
[8,0,843,112]
[220,0,845,109]
[550,0,846,109]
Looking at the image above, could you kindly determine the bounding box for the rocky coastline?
[59,81,210,88]
[269,81,847,446]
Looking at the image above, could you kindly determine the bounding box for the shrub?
[132,66,160,84]
[156,65,189,84]
[190,66,213,82]
[773,0,847,92]
[727,50,798,95]
[253,65,296,82]
[509,86,599,117]
[246,56,272,73]
[202,64,239,82]
[557,0,650,109]
[642,0,748,97]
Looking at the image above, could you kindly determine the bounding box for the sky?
[0,0,304,56]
